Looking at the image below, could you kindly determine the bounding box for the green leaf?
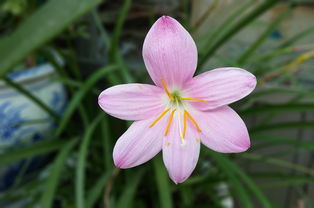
[250,121,314,133]
[101,116,113,170]
[116,169,145,208]
[2,77,58,121]
[40,139,77,208]
[55,65,117,136]
[0,139,67,167]
[198,0,280,68]
[278,26,314,48]
[197,0,255,55]
[108,0,133,83]
[240,103,314,116]
[153,158,173,208]
[86,170,113,208]
[240,153,314,176]
[76,115,103,208]
[237,5,292,64]
[0,0,102,76]
[208,152,272,207]
[252,134,314,151]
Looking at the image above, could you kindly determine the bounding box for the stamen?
[160,78,172,99]
[149,108,170,128]
[180,112,187,146]
[185,110,202,132]
[181,97,206,102]
[182,111,187,138]
[164,109,176,136]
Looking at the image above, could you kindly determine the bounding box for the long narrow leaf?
[153,158,173,208]
[40,139,77,208]
[0,139,67,166]
[240,103,314,116]
[76,115,103,208]
[198,0,279,68]
[55,65,117,136]
[238,6,292,64]
[86,170,113,208]
[0,0,102,76]
[208,152,272,207]
[2,77,58,121]
[116,169,145,208]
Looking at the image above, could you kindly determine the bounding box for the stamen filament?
[164,109,176,136]
[149,108,170,128]
[182,111,187,138]
[181,97,206,102]
[185,110,202,132]
[161,78,172,99]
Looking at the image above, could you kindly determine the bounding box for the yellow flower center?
[149,78,205,145]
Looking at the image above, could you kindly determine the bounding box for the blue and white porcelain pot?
[0,64,67,190]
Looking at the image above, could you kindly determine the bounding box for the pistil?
[150,78,204,141]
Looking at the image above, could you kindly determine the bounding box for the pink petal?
[98,83,165,120]
[197,106,250,153]
[113,115,168,168]
[143,16,198,88]
[162,114,200,184]
[183,67,256,111]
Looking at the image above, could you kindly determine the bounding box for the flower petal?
[143,16,198,88]
[183,67,256,111]
[98,83,165,120]
[197,106,250,153]
[162,114,200,184]
[113,115,168,168]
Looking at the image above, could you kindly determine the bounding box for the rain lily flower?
[98,16,256,184]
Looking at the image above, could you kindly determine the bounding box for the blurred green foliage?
[0,0,314,207]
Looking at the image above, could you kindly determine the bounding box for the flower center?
[149,78,205,145]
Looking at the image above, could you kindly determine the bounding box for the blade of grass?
[198,0,280,68]
[108,0,133,83]
[92,9,110,49]
[0,0,102,76]
[203,152,254,207]
[55,65,117,136]
[40,139,77,208]
[116,169,145,208]
[250,87,314,99]
[153,158,173,208]
[240,103,314,116]
[2,77,58,121]
[101,116,113,170]
[250,121,314,133]
[197,0,255,54]
[0,139,67,166]
[53,76,100,94]
[238,6,292,64]
[76,114,103,208]
[252,134,314,151]
[208,151,272,207]
[279,26,314,48]
[240,153,314,176]
[248,47,294,64]
[86,170,113,208]
[191,0,219,32]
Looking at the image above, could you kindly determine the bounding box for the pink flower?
[98,16,256,184]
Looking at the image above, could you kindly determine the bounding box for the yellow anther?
[164,109,176,136]
[181,97,206,102]
[185,110,202,132]
[149,108,170,128]
[161,78,172,99]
